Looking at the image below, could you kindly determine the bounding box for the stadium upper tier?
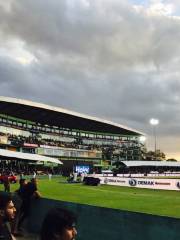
[0,97,144,136]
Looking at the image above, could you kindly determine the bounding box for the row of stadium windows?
[0,115,140,141]
[0,125,142,147]
[0,132,143,152]
[0,134,143,160]
[0,115,144,161]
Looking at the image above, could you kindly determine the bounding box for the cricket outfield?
[1,176,180,219]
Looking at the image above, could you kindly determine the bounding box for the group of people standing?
[13,178,41,235]
[0,177,41,239]
[68,171,87,183]
[0,178,77,240]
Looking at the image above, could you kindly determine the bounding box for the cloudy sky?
[0,0,180,159]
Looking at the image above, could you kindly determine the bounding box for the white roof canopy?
[0,148,62,165]
[121,161,180,167]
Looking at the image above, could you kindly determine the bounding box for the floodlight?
[150,118,159,125]
[139,136,146,143]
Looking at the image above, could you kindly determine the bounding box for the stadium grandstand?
[0,96,145,175]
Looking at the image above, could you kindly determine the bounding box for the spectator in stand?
[17,178,41,232]
[0,192,16,240]
[40,207,77,240]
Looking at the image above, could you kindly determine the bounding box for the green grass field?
[1,177,180,219]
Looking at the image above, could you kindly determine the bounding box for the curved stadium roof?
[0,148,62,164]
[0,96,144,136]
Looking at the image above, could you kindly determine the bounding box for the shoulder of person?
[33,190,41,199]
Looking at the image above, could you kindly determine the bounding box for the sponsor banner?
[97,176,180,191]
[40,145,60,149]
[37,147,101,158]
[23,143,38,147]
[88,151,102,158]
[97,173,180,178]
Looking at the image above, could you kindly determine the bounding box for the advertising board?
[98,176,180,191]
[37,147,101,158]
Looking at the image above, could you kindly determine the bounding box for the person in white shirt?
[73,172,78,182]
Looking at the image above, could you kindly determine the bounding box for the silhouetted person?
[0,192,16,240]
[3,175,10,192]
[40,208,77,240]
[17,178,41,232]
[12,179,27,236]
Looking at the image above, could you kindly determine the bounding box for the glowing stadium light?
[150,118,159,125]
[139,136,146,143]
[149,118,159,160]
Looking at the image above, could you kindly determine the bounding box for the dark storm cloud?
[0,0,180,157]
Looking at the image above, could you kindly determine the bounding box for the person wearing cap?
[40,207,77,240]
[0,192,16,240]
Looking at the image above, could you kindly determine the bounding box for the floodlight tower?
[150,118,159,160]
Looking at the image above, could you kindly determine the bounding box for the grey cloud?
[0,0,180,70]
[0,0,180,157]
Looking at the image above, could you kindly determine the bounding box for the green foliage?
[146,149,166,161]
[167,158,177,162]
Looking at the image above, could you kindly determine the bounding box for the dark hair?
[0,192,12,210]
[19,179,26,185]
[40,208,77,240]
[31,178,37,183]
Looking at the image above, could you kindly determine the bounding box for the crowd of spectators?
[0,159,58,178]
[0,132,142,159]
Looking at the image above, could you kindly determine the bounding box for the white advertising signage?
[37,146,101,158]
[98,176,180,191]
